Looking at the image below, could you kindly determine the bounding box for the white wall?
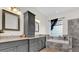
[49,8,79,35]
[19,7,49,35]
[0,7,49,36]
[1,7,79,36]
[0,7,24,36]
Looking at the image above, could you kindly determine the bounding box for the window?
[51,20,63,37]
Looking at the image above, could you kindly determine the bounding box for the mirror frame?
[2,9,20,31]
[35,22,39,32]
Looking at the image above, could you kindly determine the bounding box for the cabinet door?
[28,12,35,36]
[16,44,28,52]
[29,39,38,52]
[40,37,46,49]
[0,47,16,52]
[29,37,46,52]
[24,11,35,36]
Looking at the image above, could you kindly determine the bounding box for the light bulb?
[17,11,21,15]
[13,8,17,12]
[35,19,40,23]
[8,7,11,10]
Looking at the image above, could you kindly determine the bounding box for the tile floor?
[40,48,60,52]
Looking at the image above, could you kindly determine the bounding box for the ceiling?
[19,7,79,18]
[34,7,79,17]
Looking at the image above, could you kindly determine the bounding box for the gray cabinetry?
[24,11,35,36]
[0,40,28,52]
[29,38,40,52]
[16,43,28,52]
[0,47,16,52]
[29,37,46,52]
[0,36,46,52]
[40,37,46,48]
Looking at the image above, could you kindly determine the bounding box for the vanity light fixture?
[0,30,4,33]
[7,7,21,15]
[35,19,40,23]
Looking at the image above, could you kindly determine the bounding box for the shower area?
[68,18,79,52]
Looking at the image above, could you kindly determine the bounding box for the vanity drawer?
[0,47,16,52]
[0,40,28,50]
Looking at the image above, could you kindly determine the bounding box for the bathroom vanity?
[0,35,46,52]
[0,9,46,52]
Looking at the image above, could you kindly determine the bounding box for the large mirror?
[35,22,39,32]
[2,9,20,31]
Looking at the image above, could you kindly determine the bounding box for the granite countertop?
[0,35,46,43]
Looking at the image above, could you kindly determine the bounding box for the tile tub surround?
[68,18,79,52]
[46,35,73,51]
[72,37,79,52]
[68,18,79,40]
[47,39,69,44]
[46,39,70,52]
